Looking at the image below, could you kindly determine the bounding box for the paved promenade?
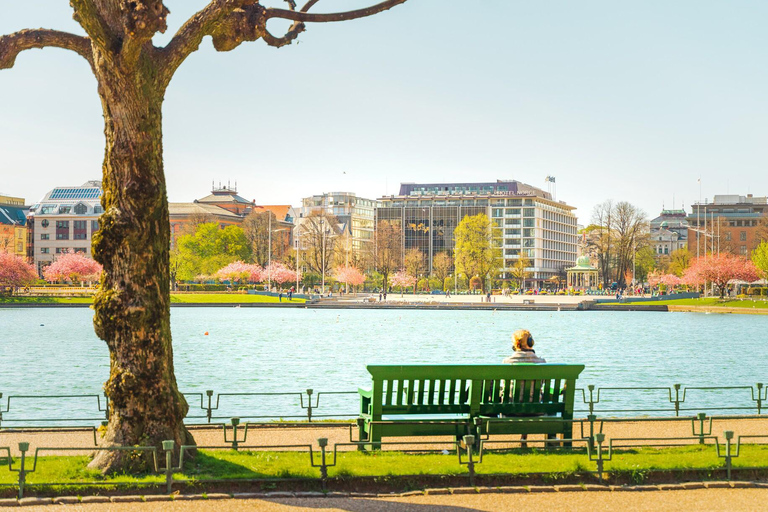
[9,488,768,511]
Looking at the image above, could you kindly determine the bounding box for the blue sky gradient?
[1,1,766,223]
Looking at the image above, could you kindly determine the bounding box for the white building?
[28,181,103,275]
[377,180,578,285]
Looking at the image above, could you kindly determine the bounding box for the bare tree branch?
[118,1,170,68]
[262,21,305,48]
[266,0,407,23]
[69,0,115,50]
[0,29,93,70]
[159,0,259,84]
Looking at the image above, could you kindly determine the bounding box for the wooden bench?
[358,364,584,447]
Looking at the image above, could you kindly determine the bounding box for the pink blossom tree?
[334,265,366,292]
[43,253,102,284]
[390,269,416,297]
[215,261,262,285]
[263,262,298,288]
[684,254,759,298]
[0,251,37,291]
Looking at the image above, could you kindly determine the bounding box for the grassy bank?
[0,294,304,305]
[623,298,768,309]
[1,445,767,487]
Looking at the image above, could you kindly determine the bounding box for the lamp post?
[267,217,289,291]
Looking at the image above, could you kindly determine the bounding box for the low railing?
[2,414,768,498]
[1,382,766,427]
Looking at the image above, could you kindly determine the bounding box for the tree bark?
[89,49,192,473]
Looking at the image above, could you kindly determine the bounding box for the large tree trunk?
[89,52,192,473]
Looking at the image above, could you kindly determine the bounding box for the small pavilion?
[566,255,599,290]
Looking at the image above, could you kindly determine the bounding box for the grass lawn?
[1,445,767,487]
[0,294,303,305]
[622,297,768,308]
[170,294,304,304]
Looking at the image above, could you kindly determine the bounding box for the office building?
[688,195,768,256]
[377,180,578,285]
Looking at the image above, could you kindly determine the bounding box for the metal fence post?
[463,435,476,487]
[17,442,28,500]
[594,433,605,484]
[231,417,240,451]
[587,414,597,450]
[317,437,328,490]
[673,384,681,417]
[206,390,214,423]
[587,385,595,415]
[163,440,175,494]
[695,413,709,445]
[724,431,733,480]
[306,389,314,422]
[757,383,764,415]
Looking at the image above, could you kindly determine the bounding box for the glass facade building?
[378,180,578,285]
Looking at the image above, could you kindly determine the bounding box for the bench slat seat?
[358,364,584,448]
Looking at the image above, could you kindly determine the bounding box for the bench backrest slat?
[365,364,584,418]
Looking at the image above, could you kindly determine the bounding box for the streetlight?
[267,214,289,291]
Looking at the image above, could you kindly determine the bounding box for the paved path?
[15,489,768,511]
[3,417,767,456]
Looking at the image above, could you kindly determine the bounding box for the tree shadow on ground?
[266,498,482,512]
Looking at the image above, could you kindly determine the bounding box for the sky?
[1,0,767,224]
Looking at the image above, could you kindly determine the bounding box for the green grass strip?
[2,445,767,485]
[622,298,768,308]
[0,294,303,305]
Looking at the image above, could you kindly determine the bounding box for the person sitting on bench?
[502,329,546,448]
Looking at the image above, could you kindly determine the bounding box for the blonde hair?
[512,329,533,351]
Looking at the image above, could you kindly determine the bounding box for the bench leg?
[563,424,573,448]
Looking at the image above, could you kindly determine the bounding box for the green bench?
[358,364,584,447]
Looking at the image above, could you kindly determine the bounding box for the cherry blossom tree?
[390,269,416,297]
[683,254,759,298]
[334,265,365,292]
[0,252,37,291]
[1,0,407,472]
[43,253,103,284]
[215,261,262,284]
[648,272,681,291]
[263,262,297,287]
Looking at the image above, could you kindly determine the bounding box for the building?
[27,181,103,275]
[687,195,768,257]
[297,192,378,261]
[377,180,579,285]
[0,194,28,260]
[649,209,688,258]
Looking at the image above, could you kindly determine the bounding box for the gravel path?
[11,489,768,511]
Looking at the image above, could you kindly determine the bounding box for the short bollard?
[206,390,214,423]
[230,417,241,451]
[163,440,175,494]
[17,442,29,499]
[693,413,711,444]
[317,437,328,488]
[462,435,476,487]
[587,414,597,449]
[592,433,605,483]
[306,389,314,422]
[724,431,734,480]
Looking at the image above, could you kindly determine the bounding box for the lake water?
[2,307,767,424]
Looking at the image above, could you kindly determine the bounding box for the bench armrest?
[359,387,373,417]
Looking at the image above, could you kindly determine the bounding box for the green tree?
[175,223,251,281]
[432,252,453,282]
[752,241,768,281]
[1,0,406,473]
[454,213,501,293]
[668,248,691,277]
[509,254,531,290]
[633,246,657,283]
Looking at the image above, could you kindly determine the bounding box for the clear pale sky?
[1,1,767,224]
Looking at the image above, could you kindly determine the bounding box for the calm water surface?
[1,307,766,422]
